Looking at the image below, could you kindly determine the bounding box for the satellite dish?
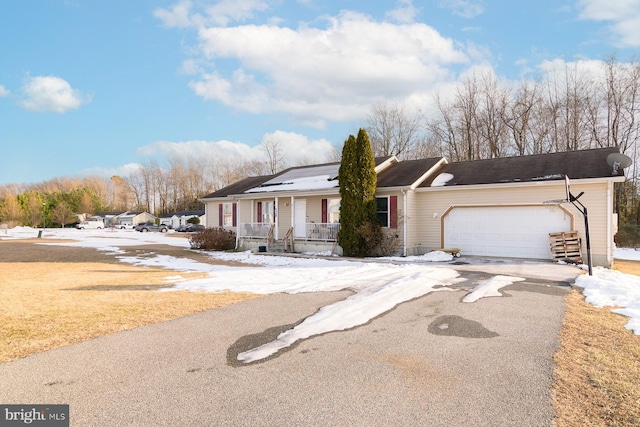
[606,152,632,175]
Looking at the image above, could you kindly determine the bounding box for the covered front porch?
[237,221,342,255]
[234,192,341,254]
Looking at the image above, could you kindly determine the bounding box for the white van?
[76,220,104,229]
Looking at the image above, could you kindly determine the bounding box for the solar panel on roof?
[260,164,340,186]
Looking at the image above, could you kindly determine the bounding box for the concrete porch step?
[268,241,286,253]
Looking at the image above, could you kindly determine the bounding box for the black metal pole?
[570,193,593,276]
[582,205,592,276]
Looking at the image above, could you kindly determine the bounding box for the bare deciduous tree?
[366,101,424,159]
[504,79,541,155]
[261,135,287,174]
[52,201,74,227]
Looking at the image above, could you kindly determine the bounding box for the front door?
[294,199,307,238]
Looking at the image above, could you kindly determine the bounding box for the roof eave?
[233,187,341,199]
[416,175,626,192]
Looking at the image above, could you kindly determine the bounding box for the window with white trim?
[262,201,274,224]
[222,203,234,226]
[328,198,340,223]
[376,196,389,227]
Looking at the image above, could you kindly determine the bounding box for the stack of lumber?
[549,231,582,263]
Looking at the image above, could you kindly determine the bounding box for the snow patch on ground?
[575,267,640,334]
[463,275,526,303]
[2,227,639,363]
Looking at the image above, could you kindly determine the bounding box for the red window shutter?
[390,195,398,228]
[218,204,223,227]
[257,202,262,223]
[321,199,328,223]
[232,203,237,227]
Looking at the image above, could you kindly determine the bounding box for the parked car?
[175,223,205,232]
[76,221,104,229]
[134,222,168,233]
[111,223,133,229]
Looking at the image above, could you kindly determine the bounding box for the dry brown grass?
[4,238,640,425]
[553,261,640,427]
[0,241,260,363]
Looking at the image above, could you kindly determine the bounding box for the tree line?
[365,56,640,224]
[0,148,295,228]
[2,56,640,227]
[366,56,640,162]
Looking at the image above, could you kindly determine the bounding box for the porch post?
[291,196,295,228]
[274,197,279,239]
[402,189,407,257]
[235,198,240,249]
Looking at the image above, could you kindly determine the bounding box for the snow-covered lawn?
[2,227,639,363]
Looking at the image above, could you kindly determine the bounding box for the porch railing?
[239,222,339,242]
[266,225,275,251]
[239,223,273,238]
[303,222,340,241]
[284,227,294,252]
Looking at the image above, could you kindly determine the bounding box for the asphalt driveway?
[0,262,578,426]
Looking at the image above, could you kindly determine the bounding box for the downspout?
[235,198,240,250]
[401,189,407,257]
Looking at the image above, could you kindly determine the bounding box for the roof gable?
[419,147,625,188]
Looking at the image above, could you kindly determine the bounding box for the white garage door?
[443,206,572,259]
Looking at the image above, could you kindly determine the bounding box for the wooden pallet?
[549,231,582,263]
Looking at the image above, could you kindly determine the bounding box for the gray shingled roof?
[204,157,394,197]
[201,148,625,198]
[419,147,624,188]
[377,158,443,187]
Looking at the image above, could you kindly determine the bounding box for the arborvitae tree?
[338,128,379,256]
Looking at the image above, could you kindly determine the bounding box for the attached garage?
[443,205,573,259]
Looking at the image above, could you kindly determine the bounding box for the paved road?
[0,263,578,426]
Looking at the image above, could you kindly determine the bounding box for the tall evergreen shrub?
[338,128,378,256]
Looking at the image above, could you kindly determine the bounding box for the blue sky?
[1,0,639,185]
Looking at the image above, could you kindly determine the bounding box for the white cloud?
[203,0,269,26]
[78,163,142,179]
[265,130,334,164]
[181,10,468,126]
[438,0,485,19]
[577,0,640,47]
[536,57,607,81]
[0,85,9,97]
[386,0,420,24]
[19,76,91,113]
[180,58,204,75]
[137,138,262,161]
[153,0,196,28]
[136,131,334,166]
[154,0,269,28]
